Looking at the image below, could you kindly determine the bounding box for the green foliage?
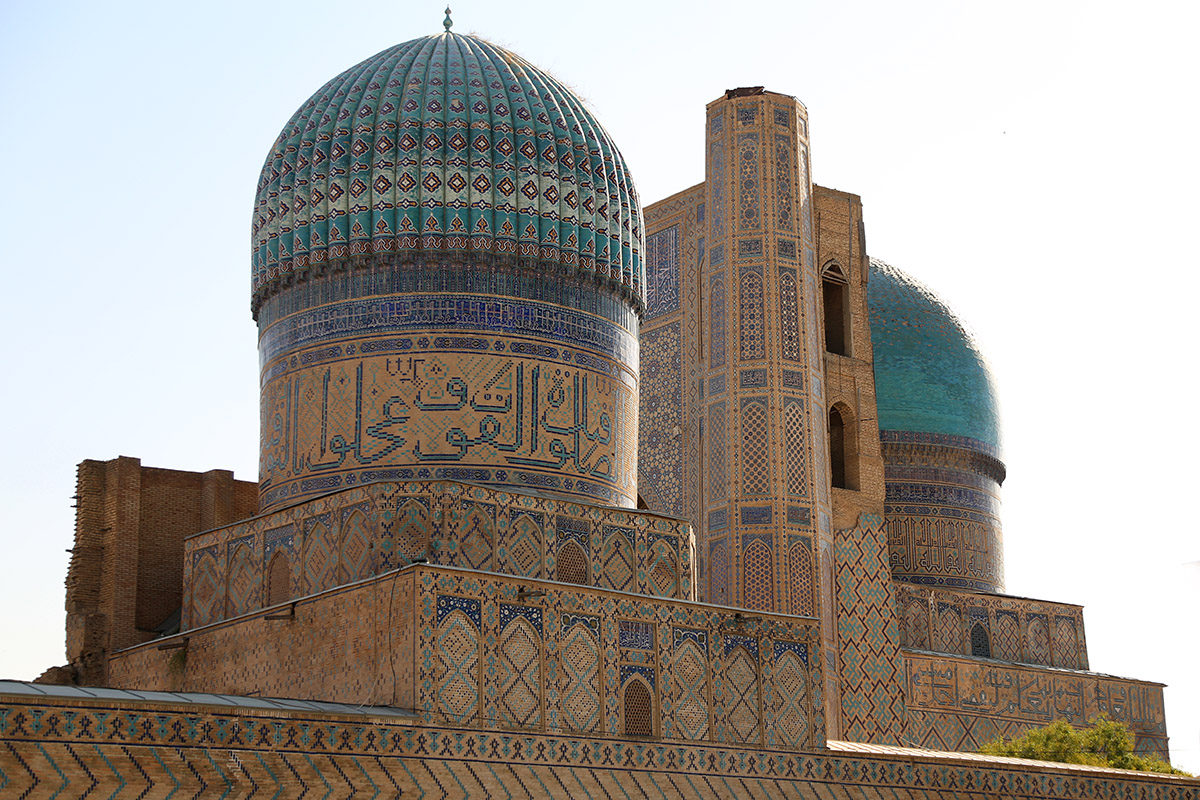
[980,715,1191,776]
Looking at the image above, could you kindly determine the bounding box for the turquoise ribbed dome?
[252,31,643,313]
[867,258,1002,453]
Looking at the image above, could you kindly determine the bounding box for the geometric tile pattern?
[557,615,600,732]
[707,401,727,502]
[182,480,696,629]
[995,610,1021,661]
[724,643,760,743]
[1027,616,1050,665]
[740,399,769,495]
[738,267,765,361]
[1,704,1190,800]
[834,514,906,745]
[189,549,220,628]
[709,539,730,605]
[456,501,495,571]
[669,631,710,741]
[1053,616,1080,670]
[904,598,930,650]
[225,540,257,619]
[502,512,543,579]
[895,583,1088,669]
[648,538,679,597]
[772,647,809,748]
[645,225,680,319]
[638,322,683,517]
[302,517,337,595]
[743,538,774,612]
[787,538,813,616]
[774,135,794,232]
[710,275,727,368]
[436,605,481,724]
[935,605,960,654]
[252,33,643,311]
[600,527,635,593]
[780,269,801,361]
[783,398,808,498]
[339,508,373,583]
[737,132,761,231]
[498,611,542,729]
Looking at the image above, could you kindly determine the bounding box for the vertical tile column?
[702,91,830,626]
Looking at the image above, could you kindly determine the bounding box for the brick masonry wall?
[58,457,256,686]
[111,564,824,750]
[813,186,887,533]
[904,650,1169,758]
[1,692,1195,799]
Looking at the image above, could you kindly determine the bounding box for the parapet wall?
[112,564,823,749]
[904,649,1168,758]
[896,582,1088,669]
[182,480,696,629]
[1,687,1195,799]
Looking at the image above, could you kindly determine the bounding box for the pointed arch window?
[828,403,859,490]
[971,622,992,658]
[622,680,654,737]
[822,261,851,356]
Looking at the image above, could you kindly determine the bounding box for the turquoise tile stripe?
[253,31,644,315]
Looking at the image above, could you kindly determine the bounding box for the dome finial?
[443,6,453,32]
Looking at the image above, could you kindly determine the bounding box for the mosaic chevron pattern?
[1,693,1192,799]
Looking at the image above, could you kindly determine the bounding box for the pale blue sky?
[2,0,1196,770]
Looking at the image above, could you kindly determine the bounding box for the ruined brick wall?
[59,456,256,686]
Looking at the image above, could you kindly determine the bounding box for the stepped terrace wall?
[182,480,696,629]
[111,564,824,749]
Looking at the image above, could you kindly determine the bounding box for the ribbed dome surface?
[252,31,642,312]
[867,258,1002,453]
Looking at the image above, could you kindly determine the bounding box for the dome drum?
[868,258,1007,593]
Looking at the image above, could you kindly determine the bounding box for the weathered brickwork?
[1,692,1195,799]
[896,583,1088,669]
[58,457,256,686]
[112,564,822,748]
[812,187,887,532]
[904,650,1168,758]
[181,480,695,630]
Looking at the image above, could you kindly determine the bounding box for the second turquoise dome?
[867,258,1002,454]
[252,31,643,313]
